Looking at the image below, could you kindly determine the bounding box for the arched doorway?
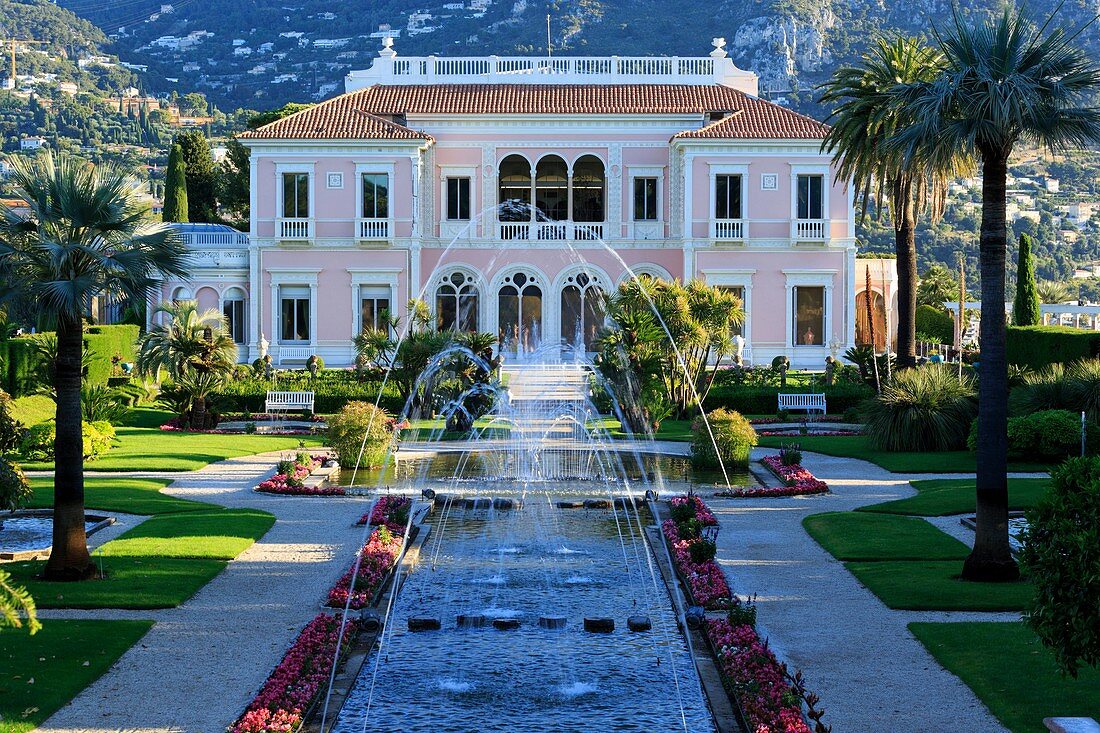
[572,155,605,225]
[560,271,606,353]
[497,270,543,357]
[855,289,887,351]
[498,154,532,223]
[534,155,568,221]
[435,270,480,332]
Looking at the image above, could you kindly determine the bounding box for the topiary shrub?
[915,305,955,345]
[691,408,757,470]
[18,421,115,461]
[967,409,1092,460]
[1020,456,1100,677]
[863,365,977,452]
[326,401,394,469]
[0,456,31,512]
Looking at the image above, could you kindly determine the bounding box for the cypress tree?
[174,130,217,222]
[1013,233,1041,325]
[163,144,189,223]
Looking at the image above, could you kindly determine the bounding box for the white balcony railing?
[279,218,312,239]
[357,218,390,240]
[712,219,745,241]
[495,221,606,241]
[793,219,828,241]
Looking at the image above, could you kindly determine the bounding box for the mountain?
[54,0,1100,114]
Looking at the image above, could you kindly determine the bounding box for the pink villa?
[157,38,876,369]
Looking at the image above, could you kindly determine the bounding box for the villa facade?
[159,39,862,368]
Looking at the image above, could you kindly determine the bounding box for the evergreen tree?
[1014,233,1041,325]
[162,143,189,223]
[174,130,217,222]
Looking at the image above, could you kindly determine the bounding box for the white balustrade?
[495,221,606,241]
[712,219,745,240]
[357,218,390,239]
[793,219,827,241]
[279,218,312,239]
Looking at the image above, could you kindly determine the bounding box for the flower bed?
[230,613,358,733]
[669,494,718,526]
[662,512,731,610]
[326,525,404,610]
[705,617,813,733]
[756,455,829,497]
[160,420,318,436]
[355,494,411,530]
[757,429,860,437]
[256,456,345,496]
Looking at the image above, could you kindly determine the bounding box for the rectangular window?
[715,174,742,219]
[719,286,745,338]
[360,294,391,332]
[362,173,389,218]
[446,177,471,220]
[223,299,245,344]
[633,177,658,221]
[282,172,309,218]
[793,286,825,346]
[797,174,824,220]
[279,286,310,342]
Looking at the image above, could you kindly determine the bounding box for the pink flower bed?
[256,459,346,496]
[356,495,411,530]
[230,613,358,733]
[160,419,317,436]
[669,494,718,526]
[326,526,404,609]
[758,456,829,497]
[662,518,731,610]
[706,618,812,733]
[757,429,859,437]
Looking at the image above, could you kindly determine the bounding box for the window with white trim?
[633,177,658,221]
[446,177,471,221]
[793,286,825,346]
[360,287,391,333]
[279,286,310,342]
[718,285,745,337]
[797,174,824,220]
[361,173,389,218]
[715,174,743,219]
[282,173,309,218]
[222,288,246,344]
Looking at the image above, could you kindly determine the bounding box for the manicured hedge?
[0,325,139,397]
[705,382,873,415]
[1007,326,1100,370]
[213,373,405,415]
[915,305,955,345]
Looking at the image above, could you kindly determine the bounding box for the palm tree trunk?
[192,395,206,430]
[895,186,918,370]
[43,315,94,580]
[963,154,1019,582]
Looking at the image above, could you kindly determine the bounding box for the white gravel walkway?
[33,451,374,733]
[708,447,1032,733]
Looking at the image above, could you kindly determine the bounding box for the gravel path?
[34,452,373,733]
[708,447,1026,733]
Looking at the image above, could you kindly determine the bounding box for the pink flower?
[754,456,829,497]
[325,527,403,610]
[255,459,345,496]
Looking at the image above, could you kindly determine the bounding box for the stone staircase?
[501,362,591,444]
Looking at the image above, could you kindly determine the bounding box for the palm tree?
[136,300,237,429]
[1037,280,1075,305]
[0,152,187,580]
[821,36,960,370]
[895,7,1100,581]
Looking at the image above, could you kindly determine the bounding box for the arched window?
[498,270,543,356]
[535,155,568,221]
[560,270,606,352]
[855,290,887,350]
[222,287,246,344]
[498,155,532,222]
[435,271,480,332]
[572,155,605,223]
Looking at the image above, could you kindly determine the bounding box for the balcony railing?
[357,217,390,240]
[279,218,312,239]
[793,219,828,241]
[496,221,605,241]
[712,219,745,241]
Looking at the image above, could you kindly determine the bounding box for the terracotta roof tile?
[239,84,827,140]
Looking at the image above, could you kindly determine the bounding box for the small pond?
[0,512,113,560]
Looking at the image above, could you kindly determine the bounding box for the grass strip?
[803,512,971,561]
[26,476,208,516]
[910,621,1100,733]
[847,560,1032,611]
[859,478,1051,516]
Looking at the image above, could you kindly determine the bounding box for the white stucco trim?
[701,268,755,360]
[348,267,401,335]
[617,262,673,284]
[268,267,321,349]
[427,264,488,332]
[783,268,837,353]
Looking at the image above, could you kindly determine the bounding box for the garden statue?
[732,334,745,366]
[824,356,836,387]
[307,354,320,379]
[259,333,269,360]
[263,354,274,380]
[771,355,790,388]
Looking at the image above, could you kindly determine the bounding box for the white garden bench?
[777,393,826,415]
[265,391,315,415]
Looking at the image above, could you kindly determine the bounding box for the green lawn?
[94,508,275,560]
[9,395,55,427]
[26,476,209,515]
[860,478,1052,517]
[910,622,1100,732]
[757,434,1051,473]
[0,619,154,733]
[589,417,695,442]
[846,560,1032,611]
[18,408,323,472]
[399,416,510,441]
[803,512,971,561]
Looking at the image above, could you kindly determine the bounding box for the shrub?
[968,409,1091,460]
[705,382,873,416]
[915,304,955,344]
[19,421,115,461]
[276,459,295,476]
[1011,359,1100,424]
[863,365,977,452]
[779,444,802,466]
[81,384,131,424]
[326,401,393,468]
[0,456,31,511]
[688,537,717,564]
[691,408,757,470]
[1007,325,1100,370]
[1020,456,1100,677]
[0,389,24,453]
